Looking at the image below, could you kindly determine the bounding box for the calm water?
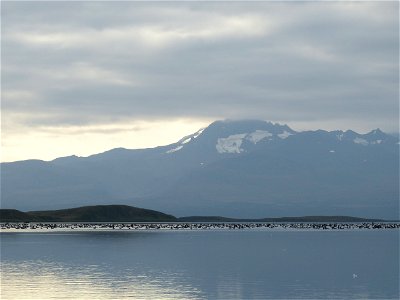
[1,230,399,299]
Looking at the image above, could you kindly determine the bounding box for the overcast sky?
[2,1,398,162]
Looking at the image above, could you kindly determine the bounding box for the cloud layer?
[2,1,399,161]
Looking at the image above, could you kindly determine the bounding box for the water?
[1,230,399,299]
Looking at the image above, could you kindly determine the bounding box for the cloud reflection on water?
[1,260,204,300]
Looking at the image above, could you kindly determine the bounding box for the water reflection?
[1,230,399,299]
[1,260,204,300]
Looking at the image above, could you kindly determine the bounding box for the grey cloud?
[2,1,398,132]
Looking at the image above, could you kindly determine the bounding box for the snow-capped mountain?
[1,120,398,219]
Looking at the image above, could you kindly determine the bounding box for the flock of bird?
[1,222,399,231]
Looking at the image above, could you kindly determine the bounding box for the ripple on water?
[1,230,398,299]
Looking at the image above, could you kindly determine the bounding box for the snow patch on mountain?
[246,130,272,144]
[193,128,205,139]
[169,128,206,153]
[336,133,344,141]
[216,129,297,154]
[181,137,191,144]
[278,131,293,139]
[371,140,382,145]
[166,145,183,153]
[353,138,369,146]
[216,134,247,154]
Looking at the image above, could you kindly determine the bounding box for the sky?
[1,1,398,162]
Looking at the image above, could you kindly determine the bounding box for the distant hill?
[0,209,43,222]
[2,120,398,219]
[178,216,384,223]
[0,205,386,223]
[0,205,177,222]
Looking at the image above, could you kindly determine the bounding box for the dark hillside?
[28,205,177,222]
[0,206,385,223]
[0,209,42,222]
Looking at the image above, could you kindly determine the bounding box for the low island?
[0,204,398,231]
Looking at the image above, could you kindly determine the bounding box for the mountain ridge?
[2,120,394,163]
[1,119,398,219]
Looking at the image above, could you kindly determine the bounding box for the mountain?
[0,205,177,222]
[1,120,398,219]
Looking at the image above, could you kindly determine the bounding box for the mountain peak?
[164,119,297,155]
[206,119,294,133]
[368,128,384,136]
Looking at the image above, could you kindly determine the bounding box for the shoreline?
[1,222,399,232]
